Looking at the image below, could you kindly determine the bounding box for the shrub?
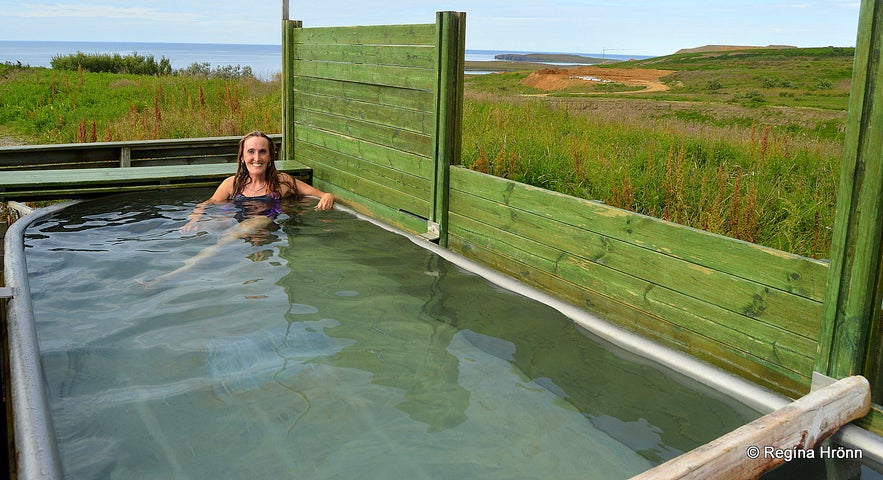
[50,51,172,75]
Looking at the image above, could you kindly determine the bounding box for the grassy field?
[0,65,280,144]
[0,46,853,258]
[461,47,852,258]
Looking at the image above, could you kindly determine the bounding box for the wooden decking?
[0,161,311,201]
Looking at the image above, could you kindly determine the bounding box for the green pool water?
[24,189,762,479]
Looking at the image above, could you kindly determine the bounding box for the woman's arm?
[294,178,335,210]
[180,177,235,233]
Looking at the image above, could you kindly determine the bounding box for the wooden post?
[119,146,131,167]
[430,11,465,247]
[817,0,883,393]
[628,376,871,480]
[281,1,300,163]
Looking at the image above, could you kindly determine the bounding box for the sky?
[0,1,863,57]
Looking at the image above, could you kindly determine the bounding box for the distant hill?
[674,45,796,54]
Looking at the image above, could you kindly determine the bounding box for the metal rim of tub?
[4,201,77,480]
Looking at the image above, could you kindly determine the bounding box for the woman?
[180,131,334,234]
[144,132,334,285]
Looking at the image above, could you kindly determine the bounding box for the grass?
[0,46,853,258]
[0,64,280,143]
[460,92,841,258]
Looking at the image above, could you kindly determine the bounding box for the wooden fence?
[280,7,883,435]
[282,11,464,239]
[446,168,827,398]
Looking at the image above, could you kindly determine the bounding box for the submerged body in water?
[140,193,283,286]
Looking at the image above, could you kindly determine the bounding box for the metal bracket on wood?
[420,221,440,243]
[0,287,14,298]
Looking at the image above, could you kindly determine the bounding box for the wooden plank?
[446,230,813,397]
[291,44,436,69]
[319,182,429,235]
[449,188,822,340]
[292,60,436,91]
[294,127,434,180]
[295,142,431,200]
[0,161,311,200]
[293,91,436,136]
[629,376,870,480]
[448,212,817,380]
[308,161,430,219]
[294,110,432,158]
[292,76,435,112]
[0,135,281,170]
[293,23,436,47]
[450,167,828,301]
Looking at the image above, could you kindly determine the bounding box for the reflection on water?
[25,190,767,479]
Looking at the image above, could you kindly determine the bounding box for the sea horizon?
[0,40,653,79]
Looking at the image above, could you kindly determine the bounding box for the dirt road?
[520,66,675,93]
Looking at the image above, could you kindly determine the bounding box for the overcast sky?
[0,1,863,56]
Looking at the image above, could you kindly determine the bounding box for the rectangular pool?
[20,189,762,479]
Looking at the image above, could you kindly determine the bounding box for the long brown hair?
[231,131,294,197]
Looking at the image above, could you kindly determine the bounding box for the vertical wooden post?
[119,146,131,167]
[431,11,465,247]
[281,1,300,163]
[817,0,883,392]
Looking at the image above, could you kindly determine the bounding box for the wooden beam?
[628,376,871,480]
[430,11,466,247]
[817,0,883,385]
[1,161,311,201]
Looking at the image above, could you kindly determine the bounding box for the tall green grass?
[0,64,280,143]
[461,92,842,258]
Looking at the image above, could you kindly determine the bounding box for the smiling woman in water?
[180,130,334,235]
[138,131,335,286]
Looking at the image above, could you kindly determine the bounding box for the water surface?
[24,189,761,479]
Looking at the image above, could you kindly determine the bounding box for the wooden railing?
[0,134,281,170]
[0,135,312,201]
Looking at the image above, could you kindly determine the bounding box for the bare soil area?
[520,66,676,93]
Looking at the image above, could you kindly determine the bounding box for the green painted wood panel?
[446,166,824,396]
[450,167,827,301]
[292,76,434,112]
[284,19,446,228]
[291,59,436,91]
[447,211,816,377]
[448,188,821,340]
[291,44,436,69]
[446,232,811,397]
[294,128,434,181]
[295,142,432,202]
[293,91,436,137]
[292,23,437,47]
[293,110,432,158]
[308,160,429,218]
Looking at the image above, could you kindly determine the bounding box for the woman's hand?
[179,218,201,235]
[315,193,335,211]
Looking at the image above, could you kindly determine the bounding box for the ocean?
[0,41,650,79]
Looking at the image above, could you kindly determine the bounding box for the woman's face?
[241,135,272,177]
